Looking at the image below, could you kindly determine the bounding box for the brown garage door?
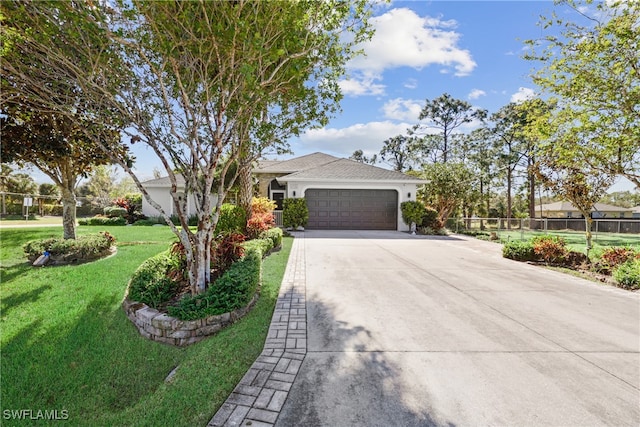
[305,189,398,230]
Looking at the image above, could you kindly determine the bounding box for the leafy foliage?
[400,201,427,227]
[128,251,183,309]
[593,246,639,274]
[418,162,475,227]
[216,204,247,235]
[246,197,276,239]
[531,235,568,264]
[23,232,115,262]
[282,198,309,229]
[167,247,262,320]
[612,259,640,290]
[78,216,127,226]
[502,240,536,262]
[211,233,246,280]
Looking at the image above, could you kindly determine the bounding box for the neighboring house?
[254,152,426,231]
[533,201,633,219]
[140,175,200,218]
[632,206,640,219]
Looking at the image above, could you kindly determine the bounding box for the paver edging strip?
[209,233,306,427]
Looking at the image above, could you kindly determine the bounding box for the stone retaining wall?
[122,293,259,347]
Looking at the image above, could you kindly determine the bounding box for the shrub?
[216,204,247,234]
[103,206,127,218]
[242,237,274,258]
[113,193,144,224]
[421,206,440,229]
[168,247,262,320]
[400,201,427,227]
[23,232,115,262]
[78,216,127,226]
[132,219,160,226]
[593,247,639,274]
[502,240,536,262]
[612,259,640,290]
[565,251,589,268]
[128,251,182,308]
[282,198,309,229]
[261,227,283,249]
[211,233,246,279]
[246,197,275,239]
[531,235,567,264]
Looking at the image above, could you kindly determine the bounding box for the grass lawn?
[0,216,64,227]
[1,225,293,426]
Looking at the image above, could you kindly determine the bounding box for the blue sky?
[27,0,634,192]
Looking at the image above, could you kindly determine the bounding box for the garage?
[305,188,398,230]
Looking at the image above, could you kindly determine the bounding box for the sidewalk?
[208,233,307,427]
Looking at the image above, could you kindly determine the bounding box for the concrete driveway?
[276,230,640,427]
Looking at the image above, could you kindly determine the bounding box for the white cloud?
[381,98,423,121]
[403,78,418,89]
[510,87,536,103]
[339,72,385,96]
[468,89,486,100]
[296,121,411,157]
[349,8,476,77]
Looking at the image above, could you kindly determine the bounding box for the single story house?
[533,201,633,219]
[140,175,200,218]
[254,152,426,231]
[141,152,426,231]
[632,206,640,219]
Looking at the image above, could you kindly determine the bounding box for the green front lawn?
[1,225,293,426]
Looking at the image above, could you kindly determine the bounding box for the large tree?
[525,0,640,187]
[1,1,372,294]
[0,108,125,239]
[417,162,475,227]
[414,93,487,163]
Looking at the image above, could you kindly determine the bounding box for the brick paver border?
[209,233,306,427]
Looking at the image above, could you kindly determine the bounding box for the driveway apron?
[275,230,639,426]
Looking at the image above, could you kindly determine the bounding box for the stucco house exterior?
[141,152,426,231]
[533,201,633,219]
[254,152,426,231]
[140,175,200,218]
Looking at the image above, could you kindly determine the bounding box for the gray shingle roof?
[255,152,338,173]
[278,158,426,183]
[535,201,632,212]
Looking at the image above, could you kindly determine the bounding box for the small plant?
[211,232,246,279]
[612,259,640,290]
[282,198,309,229]
[531,235,567,264]
[246,197,275,239]
[502,240,536,261]
[400,201,426,228]
[113,193,144,224]
[216,203,247,234]
[593,247,639,274]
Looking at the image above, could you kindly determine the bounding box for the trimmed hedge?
[502,240,536,262]
[216,204,247,234]
[128,251,182,308]
[23,232,116,262]
[167,247,262,320]
[78,216,127,226]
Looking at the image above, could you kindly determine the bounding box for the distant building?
[533,201,632,219]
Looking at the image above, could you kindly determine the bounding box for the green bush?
[23,232,116,262]
[400,201,426,227]
[216,204,247,234]
[168,247,262,320]
[613,259,640,290]
[261,227,283,249]
[282,198,309,229]
[421,207,440,229]
[502,240,536,262]
[242,237,274,258]
[104,206,127,218]
[132,219,160,226]
[128,251,182,308]
[78,216,127,226]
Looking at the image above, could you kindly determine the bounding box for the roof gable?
[255,152,338,173]
[535,201,632,212]
[278,158,425,183]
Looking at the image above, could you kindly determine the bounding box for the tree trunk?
[528,157,536,220]
[506,171,512,231]
[238,157,254,221]
[60,187,77,240]
[584,215,593,256]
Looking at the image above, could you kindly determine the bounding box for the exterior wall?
[256,173,284,198]
[284,180,419,231]
[141,187,199,218]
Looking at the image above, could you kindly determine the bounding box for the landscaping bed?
[501,235,640,290]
